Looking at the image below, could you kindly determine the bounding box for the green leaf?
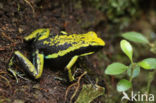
[127,65,140,78]
[138,58,156,69]
[120,40,133,62]
[105,62,128,75]
[117,79,132,92]
[121,32,149,44]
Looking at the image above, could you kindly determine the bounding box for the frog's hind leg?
[24,28,50,41]
[8,50,44,82]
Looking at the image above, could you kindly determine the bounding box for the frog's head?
[79,31,105,53]
[86,31,105,47]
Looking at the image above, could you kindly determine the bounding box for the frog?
[8,28,105,82]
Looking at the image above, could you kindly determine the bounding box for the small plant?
[105,31,156,92]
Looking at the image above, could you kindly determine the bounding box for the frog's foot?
[72,68,94,85]
[8,68,29,83]
[72,68,82,77]
[66,67,75,82]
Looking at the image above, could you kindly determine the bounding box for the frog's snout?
[96,37,105,46]
[87,31,105,46]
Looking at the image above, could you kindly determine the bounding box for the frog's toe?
[16,72,30,81]
[8,68,29,83]
[8,68,19,83]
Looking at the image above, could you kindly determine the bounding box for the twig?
[70,71,87,103]
[24,0,35,15]
[1,32,14,42]
[65,81,77,101]
[65,71,87,103]
[0,75,12,88]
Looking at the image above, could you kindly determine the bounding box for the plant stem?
[124,63,135,103]
[129,63,135,82]
[146,70,156,94]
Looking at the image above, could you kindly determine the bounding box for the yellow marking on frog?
[66,56,78,70]
[43,40,50,45]
[65,52,95,81]
[35,52,44,79]
[24,28,50,41]
[60,31,68,35]
[8,56,14,67]
[66,56,79,81]
[80,52,95,56]
[45,31,105,59]
[14,51,44,79]
[45,44,89,59]
[43,31,105,47]
[15,51,35,73]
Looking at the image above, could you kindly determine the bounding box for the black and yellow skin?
[8,29,105,82]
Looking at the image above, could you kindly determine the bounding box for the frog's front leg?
[65,56,79,82]
[8,50,44,82]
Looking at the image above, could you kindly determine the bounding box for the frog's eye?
[87,31,97,38]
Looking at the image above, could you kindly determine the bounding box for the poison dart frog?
[8,29,105,82]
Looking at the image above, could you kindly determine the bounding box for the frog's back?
[35,35,73,55]
[35,32,104,60]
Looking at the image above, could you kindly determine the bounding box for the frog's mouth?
[89,45,104,52]
[73,45,104,56]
